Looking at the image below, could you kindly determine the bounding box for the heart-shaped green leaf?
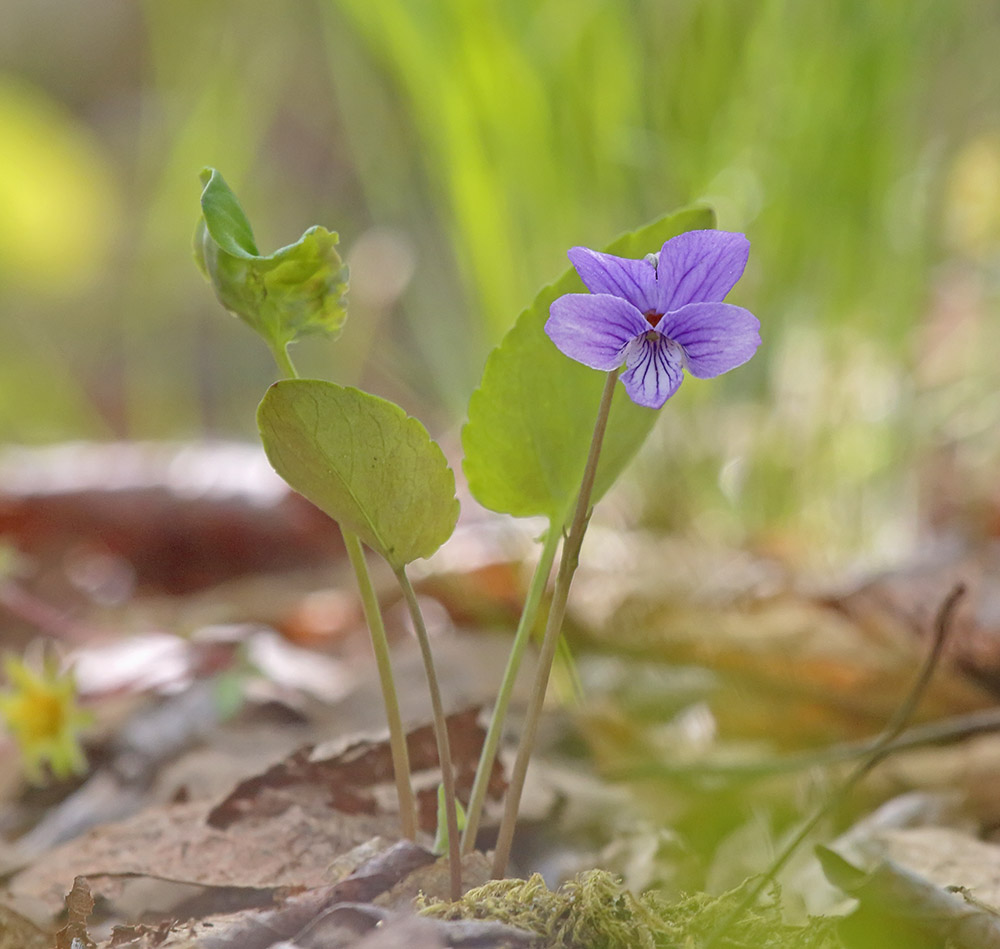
[194,168,349,351]
[258,380,459,569]
[462,206,715,526]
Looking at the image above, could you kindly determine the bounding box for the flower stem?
[269,340,417,840]
[343,532,418,839]
[460,525,561,855]
[395,566,463,900]
[491,369,620,879]
[269,340,299,381]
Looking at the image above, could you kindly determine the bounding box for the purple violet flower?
[545,229,761,409]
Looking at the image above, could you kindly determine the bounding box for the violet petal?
[620,335,684,408]
[545,294,647,370]
[658,301,761,378]
[654,230,750,312]
[567,247,659,313]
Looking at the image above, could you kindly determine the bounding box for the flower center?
[636,331,685,365]
[643,310,661,327]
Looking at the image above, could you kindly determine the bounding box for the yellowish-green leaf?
[195,168,349,350]
[258,380,459,569]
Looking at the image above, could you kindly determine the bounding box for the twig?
[703,582,966,948]
[609,705,1000,784]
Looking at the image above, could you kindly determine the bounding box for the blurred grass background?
[2,0,999,567]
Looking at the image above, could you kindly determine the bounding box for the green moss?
[418,870,843,949]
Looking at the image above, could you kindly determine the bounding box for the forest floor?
[1,442,999,948]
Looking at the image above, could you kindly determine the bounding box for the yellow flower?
[0,652,91,783]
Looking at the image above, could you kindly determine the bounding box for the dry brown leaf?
[207,707,503,834]
[0,442,341,597]
[9,799,397,920]
[872,826,1000,906]
[0,901,50,949]
[830,553,1000,697]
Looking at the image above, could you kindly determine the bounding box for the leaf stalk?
[491,369,620,878]
[396,567,463,900]
[461,525,561,854]
[343,532,418,839]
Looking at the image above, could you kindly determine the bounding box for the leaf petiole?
[491,368,620,879]
[343,531,418,839]
[461,524,561,855]
[396,567,463,899]
[268,339,299,383]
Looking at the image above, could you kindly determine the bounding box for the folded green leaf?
[196,167,259,259]
[258,380,459,570]
[194,168,349,351]
[462,206,715,526]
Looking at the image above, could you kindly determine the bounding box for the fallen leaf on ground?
[208,707,504,834]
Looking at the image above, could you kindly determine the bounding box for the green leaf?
[258,380,459,570]
[462,206,715,526]
[432,782,467,856]
[197,167,259,259]
[194,168,349,351]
